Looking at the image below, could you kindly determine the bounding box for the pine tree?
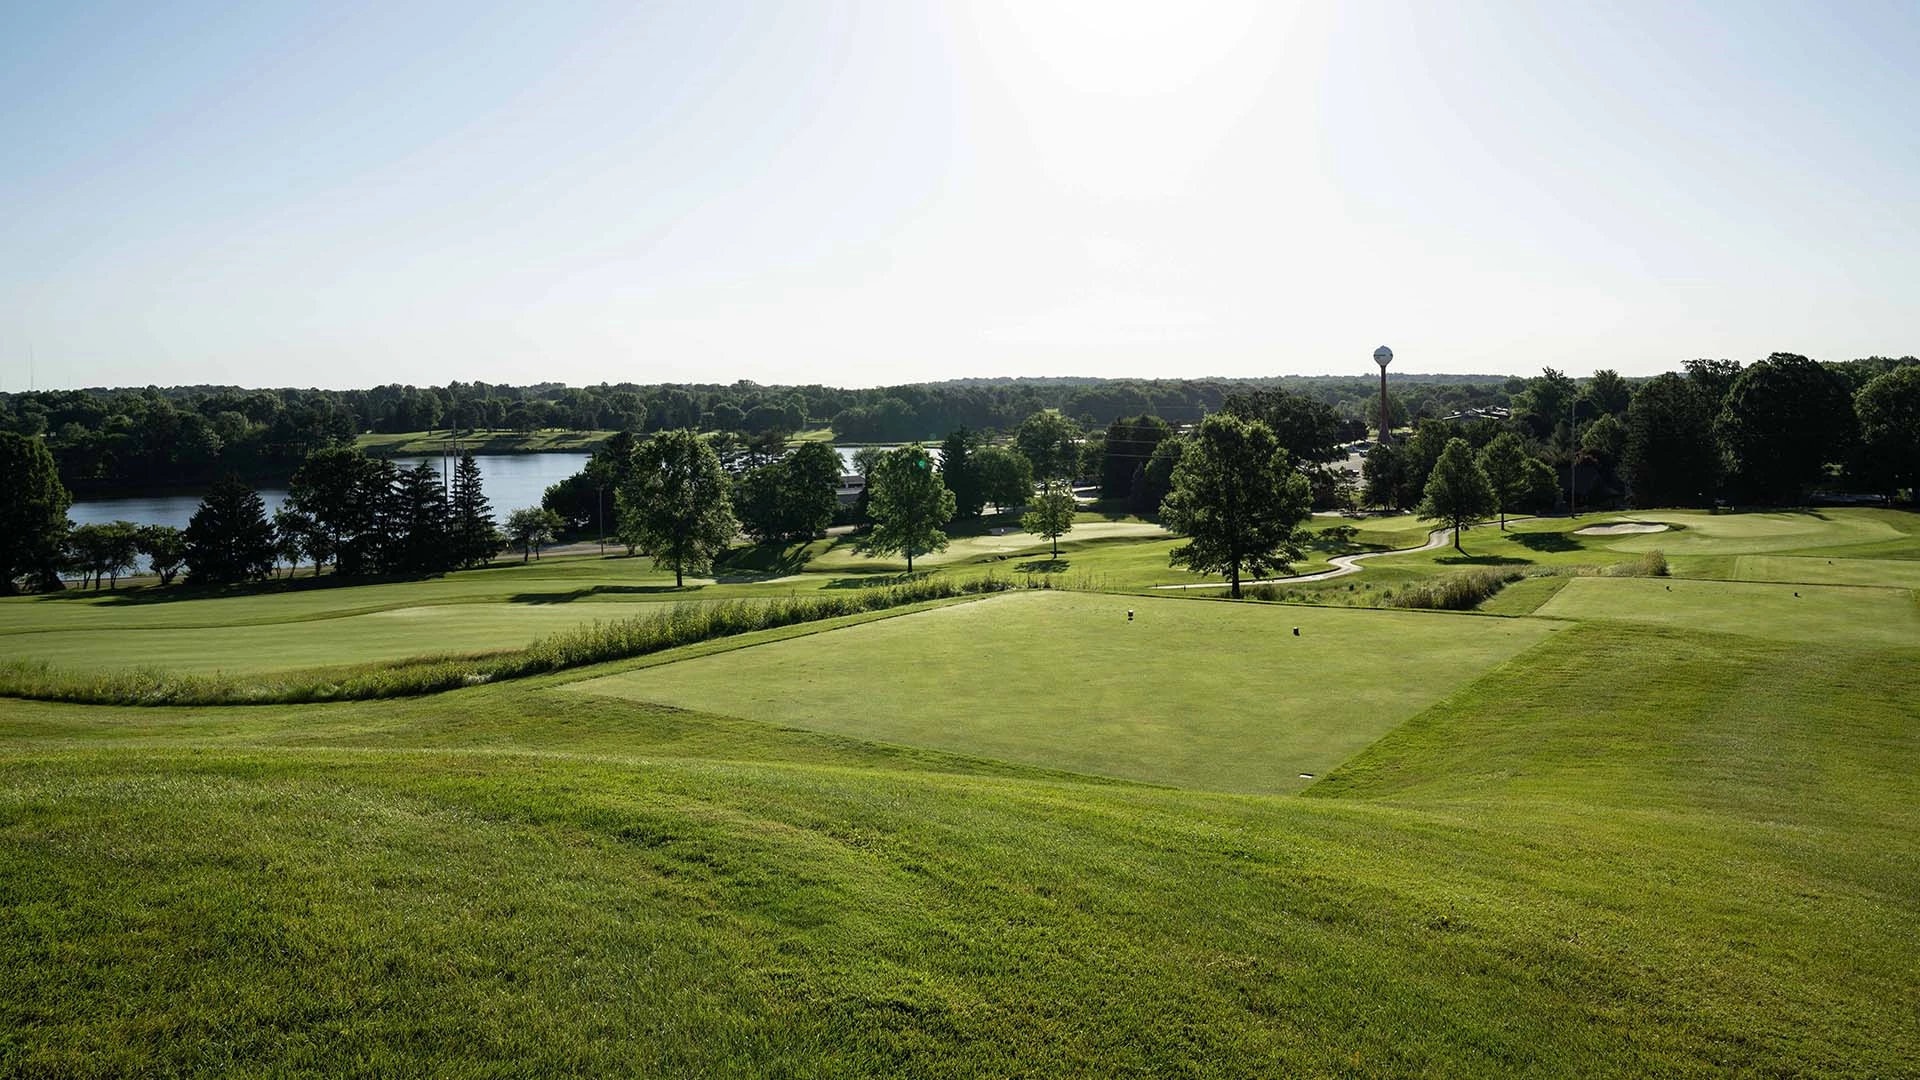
[184,477,277,584]
[397,462,453,573]
[450,452,497,568]
[0,432,72,593]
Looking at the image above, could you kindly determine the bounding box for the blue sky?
[2,0,1915,389]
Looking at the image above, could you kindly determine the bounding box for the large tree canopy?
[857,443,956,572]
[1854,365,1920,498]
[1015,411,1081,482]
[1159,414,1311,598]
[1624,374,1720,507]
[0,432,71,593]
[1716,353,1856,502]
[619,430,737,587]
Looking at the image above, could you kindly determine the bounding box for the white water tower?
[1373,346,1394,445]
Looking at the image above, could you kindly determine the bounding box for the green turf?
[5,507,1920,1075]
[1535,576,1920,646]
[566,590,1560,794]
[354,428,613,455]
[3,618,1917,1076]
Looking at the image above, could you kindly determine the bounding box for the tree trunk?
[675,566,683,588]
[1229,563,1241,599]
[1051,535,1058,557]
[1454,525,1464,553]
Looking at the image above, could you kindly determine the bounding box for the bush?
[1386,567,1529,611]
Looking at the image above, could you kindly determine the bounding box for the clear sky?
[3,0,1915,390]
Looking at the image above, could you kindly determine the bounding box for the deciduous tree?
[1854,365,1920,498]
[1158,414,1311,598]
[1417,438,1497,553]
[1717,353,1856,503]
[857,443,956,572]
[1021,479,1077,557]
[619,430,736,586]
[1476,432,1533,529]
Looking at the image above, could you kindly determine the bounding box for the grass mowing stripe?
[570,591,1561,794]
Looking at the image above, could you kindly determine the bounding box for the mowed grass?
[3,619,1917,1077]
[567,590,1559,794]
[1536,576,1920,646]
[3,601,731,674]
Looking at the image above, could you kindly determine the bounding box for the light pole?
[1373,346,1394,445]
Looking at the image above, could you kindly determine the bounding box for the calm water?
[834,445,941,473]
[68,453,591,537]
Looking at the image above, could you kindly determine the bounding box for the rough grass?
[0,576,1012,707]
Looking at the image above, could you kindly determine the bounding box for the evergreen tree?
[1417,438,1497,553]
[393,462,452,573]
[857,443,956,572]
[450,452,498,568]
[1159,414,1312,598]
[940,428,986,518]
[0,431,71,593]
[619,430,737,587]
[184,477,277,584]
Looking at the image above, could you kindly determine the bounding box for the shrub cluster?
[1385,567,1531,611]
[0,573,1010,708]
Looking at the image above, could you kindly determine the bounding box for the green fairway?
[567,590,1559,793]
[3,617,1917,1077]
[1535,575,1920,645]
[1725,554,1920,588]
[4,507,1920,1075]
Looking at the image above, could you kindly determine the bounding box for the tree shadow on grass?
[1508,531,1581,553]
[1014,558,1070,574]
[822,572,924,590]
[1436,554,1533,566]
[509,584,701,604]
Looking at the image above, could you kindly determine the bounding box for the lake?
[68,453,592,536]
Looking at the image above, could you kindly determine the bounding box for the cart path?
[1150,519,1532,590]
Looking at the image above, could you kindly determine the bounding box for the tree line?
[1362,354,1919,512]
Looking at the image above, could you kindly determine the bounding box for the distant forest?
[1,361,1909,495]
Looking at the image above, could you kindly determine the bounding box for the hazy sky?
[3,1,1916,390]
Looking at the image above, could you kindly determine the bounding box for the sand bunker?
[1574,521,1671,536]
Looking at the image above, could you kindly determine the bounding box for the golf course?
[2,505,1916,1077]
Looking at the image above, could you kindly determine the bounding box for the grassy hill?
[2,507,1917,1076]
